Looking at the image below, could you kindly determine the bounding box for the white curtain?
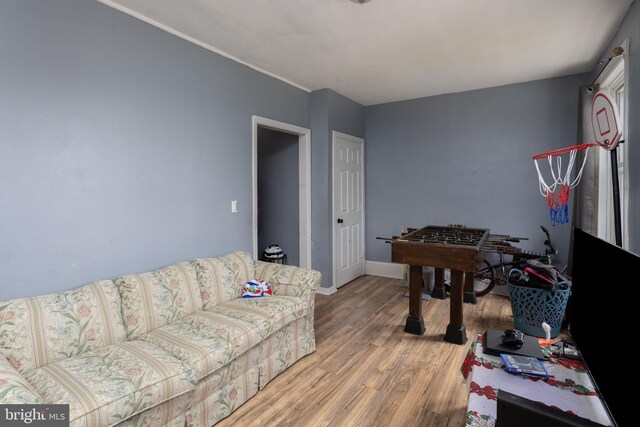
[568,84,598,271]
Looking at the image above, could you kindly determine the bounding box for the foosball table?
[388,225,524,345]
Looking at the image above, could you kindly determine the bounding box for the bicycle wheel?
[474,260,495,297]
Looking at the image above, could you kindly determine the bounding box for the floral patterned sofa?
[0,252,321,426]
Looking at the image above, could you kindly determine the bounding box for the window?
[595,42,629,249]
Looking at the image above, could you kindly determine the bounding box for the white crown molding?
[97,0,311,93]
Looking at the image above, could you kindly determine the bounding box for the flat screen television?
[570,227,640,427]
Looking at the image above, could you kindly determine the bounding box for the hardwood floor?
[217,275,514,426]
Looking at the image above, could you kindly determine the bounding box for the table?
[460,334,612,426]
[391,225,489,344]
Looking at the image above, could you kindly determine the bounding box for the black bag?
[523,260,571,291]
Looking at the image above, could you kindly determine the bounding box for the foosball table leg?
[430,268,448,300]
[404,264,425,335]
[463,271,477,304]
[444,269,468,345]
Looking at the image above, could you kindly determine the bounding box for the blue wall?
[365,74,588,267]
[2,0,628,300]
[590,0,640,254]
[0,0,309,299]
[310,89,365,288]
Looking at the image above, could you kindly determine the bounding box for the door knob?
[337,218,344,224]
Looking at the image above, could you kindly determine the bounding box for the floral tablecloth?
[460,334,612,426]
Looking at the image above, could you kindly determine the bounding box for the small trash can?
[507,282,570,338]
[262,244,287,264]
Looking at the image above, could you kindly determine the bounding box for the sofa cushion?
[0,280,127,375]
[0,355,43,404]
[117,262,203,340]
[209,295,310,335]
[191,252,253,309]
[24,340,196,427]
[136,311,269,380]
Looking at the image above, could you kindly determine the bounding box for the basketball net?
[533,146,591,226]
[532,90,621,226]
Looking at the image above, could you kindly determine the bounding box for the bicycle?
[473,225,558,297]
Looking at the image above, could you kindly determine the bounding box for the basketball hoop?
[532,144,595,226]
[531,90,623,227]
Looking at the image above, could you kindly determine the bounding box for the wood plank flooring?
[217,275,514,427]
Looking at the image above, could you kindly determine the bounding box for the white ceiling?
[100,0,633,106]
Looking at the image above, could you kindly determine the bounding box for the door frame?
[332,131,365,288]
[252,116,311,268]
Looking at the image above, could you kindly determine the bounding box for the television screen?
[570,227,640,427]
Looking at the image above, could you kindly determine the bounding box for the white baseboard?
[316,286,337,296]
[317,262,403,295]
[365,260,405,279]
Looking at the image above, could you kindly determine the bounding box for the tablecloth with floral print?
[460,334,612,426]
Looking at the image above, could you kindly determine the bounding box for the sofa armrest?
[254,261,321,300]
[0,355,43,404]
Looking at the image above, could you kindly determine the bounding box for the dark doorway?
[257,127,300,266]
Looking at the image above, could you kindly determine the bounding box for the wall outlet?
[231,200,238,213]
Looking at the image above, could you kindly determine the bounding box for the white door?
[332,132,365,288]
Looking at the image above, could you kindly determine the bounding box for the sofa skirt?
[185,313,316,427]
